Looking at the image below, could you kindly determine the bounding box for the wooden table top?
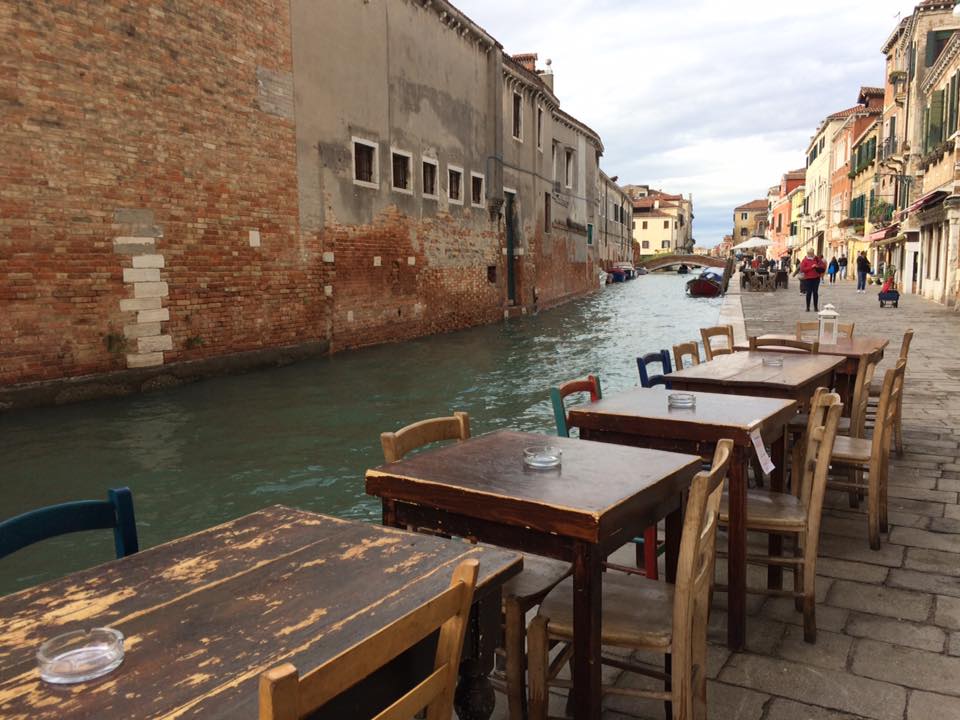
[567,387,797,445]
[0,506,521,720]
[669,352,843,390]
[366,430,702,543]
[733,335,889,359]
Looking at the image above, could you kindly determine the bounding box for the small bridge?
[637,254,726,272]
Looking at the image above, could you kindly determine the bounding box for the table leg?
[768,433,786,591]
[727,448,748,651]
[455,588,499,720]
[665,504,683,584]
[571,541,603,720]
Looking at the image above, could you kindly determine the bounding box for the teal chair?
[549,375,662,579]
[0,488,139,560]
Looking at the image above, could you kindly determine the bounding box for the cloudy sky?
[456,0,919,247]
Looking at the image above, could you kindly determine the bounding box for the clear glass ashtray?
[762,355,785,367]
[37,627,125,684]
[667,393,696,409]
[524,445,562,470]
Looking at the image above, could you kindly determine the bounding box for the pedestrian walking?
[856,251,872,293]
[839,254,848,280]
[827,256,839,283]
[794,249,826,311]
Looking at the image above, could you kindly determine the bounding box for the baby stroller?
[878,276,900,308]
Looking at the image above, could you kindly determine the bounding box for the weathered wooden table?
[365,430,702,720]
[733,335,888,410]
[568,386,797,651]
[0,506,521,720]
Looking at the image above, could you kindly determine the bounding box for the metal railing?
[880,137,898,160]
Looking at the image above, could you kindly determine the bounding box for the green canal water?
[0,274,721,595]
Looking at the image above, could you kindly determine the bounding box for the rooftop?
[735,199,769,211]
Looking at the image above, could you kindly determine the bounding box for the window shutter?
[931,90,945,146]
[926,31,938,67]
[951,73,960,136]
[923,107,931,153]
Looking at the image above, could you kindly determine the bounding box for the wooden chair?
[550,375,601,438]
[380,412,470,463]
[749,336,819,353]
[868,329,913,456]
[637,350,673,388]
[718,391,842,643]
[0,488,138,560]
[259,559,478,720]
[527,440,733,720]
[700,325,735,360]
[829,360,906,549]
[796,321,855,342]
[672,342,701,370]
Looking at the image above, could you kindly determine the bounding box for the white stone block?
[322,251,335,263]
[132,254,165,269]
[324,285,333,297]
[373,256,382,267]
[347,310,354,322]
[407,256,416,266]
[138,334,173,353]
[113,236,155,251]
[138,308,170,323]
[134,281,169,299]
[119,297,162,312]
[123,322,161,339]
[249,229,261,248]
[126,352,164,368]
[123,268,161,283]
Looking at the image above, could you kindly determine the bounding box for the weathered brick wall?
[0,0,317,386]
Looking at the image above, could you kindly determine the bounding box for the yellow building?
[789,185,805,255]
[733,199,768,246]
[847,119,880,264]
[628,188,693,255]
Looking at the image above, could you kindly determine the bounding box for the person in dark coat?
[856,252,872,293]
[827,256,839,283]
[838,254,849,280]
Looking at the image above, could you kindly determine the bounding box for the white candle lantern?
[818,304,839,345]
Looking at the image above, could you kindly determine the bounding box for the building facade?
[0,0,631,397]
[768,170,806,258]
[733,199,769,246]
[627,186,695,255]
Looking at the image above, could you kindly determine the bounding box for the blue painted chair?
[549,375,662,579]
[0,488,139,560]
[637,350,673,389]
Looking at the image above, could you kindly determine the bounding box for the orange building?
[768,169,805,258]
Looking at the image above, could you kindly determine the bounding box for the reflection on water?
[0,274,720,594]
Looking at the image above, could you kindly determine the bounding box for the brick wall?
[0,0,316,386]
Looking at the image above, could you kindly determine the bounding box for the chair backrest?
[671,439,733,720]
[259,559,479,720]
[749,336,819,354]
[849,358,878,438]
[550,375,602,438]
[872,360,907,466]
[380,413,471,463]
[897,329,914,361]
[672,342,701,370]
[637,351,673,389]
[0,488,138,561]
[796,321,854,341]
[700,326,734,360]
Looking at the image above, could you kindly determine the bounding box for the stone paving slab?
[482,279,960,720]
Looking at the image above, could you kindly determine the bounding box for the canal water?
[0,273,721,595]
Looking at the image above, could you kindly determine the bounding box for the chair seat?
[868,379,882,398]
[537,573,673,650]
[719,489,807,532]
[831,435,872,464]
[789,414,851,434]
[502,555,572,603]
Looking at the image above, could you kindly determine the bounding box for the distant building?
[625,186,694,255]
[769,170,806,259]
[733,199,769,246]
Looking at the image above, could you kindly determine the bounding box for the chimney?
[654,200,660,209]
[539,58,554,92]
[512,53,538,73]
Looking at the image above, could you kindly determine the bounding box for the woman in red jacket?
[793,249,827,312]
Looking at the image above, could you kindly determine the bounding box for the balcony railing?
[880,137,898,160]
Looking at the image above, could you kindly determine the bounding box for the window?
[551,144,557,182]
[740,228,748,236]
[512,92,523,141]
[661,240,670,249]
[448,166,463,204]
[537,106,544,151]
[587,223,594,245]
[422,158,438,199]
[544,192,551,233]
[470,172,485,207]
[487,265,497,283]
[663,220,669,229]
[642,220,648,230]
[741,212,748,220]
[352,138,378,188]
[564,149,574,188]
[642,240,650,249]
[391,149,412,194]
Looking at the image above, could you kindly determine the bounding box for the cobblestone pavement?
[487,277,960,720]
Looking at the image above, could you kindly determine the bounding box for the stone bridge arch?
[637,254,726,272]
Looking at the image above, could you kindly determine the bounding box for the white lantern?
[818,304,839,345]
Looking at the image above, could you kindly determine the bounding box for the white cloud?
[454,0,914,245]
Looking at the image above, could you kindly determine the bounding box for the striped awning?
[867,224,899,242]
[901,190,947,217]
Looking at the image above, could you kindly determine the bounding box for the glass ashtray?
[762,355,785,367]
[524,445,562,470]
[37,627,124,684]
[667,393,696,409]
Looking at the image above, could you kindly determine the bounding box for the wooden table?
[733,335,888,409]
[0,506,520,720]
[568,387,797,651]
[366,430,702,720]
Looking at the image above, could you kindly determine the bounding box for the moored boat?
[686,269,724,298]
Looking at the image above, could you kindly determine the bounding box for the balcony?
[879,137,898,161]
